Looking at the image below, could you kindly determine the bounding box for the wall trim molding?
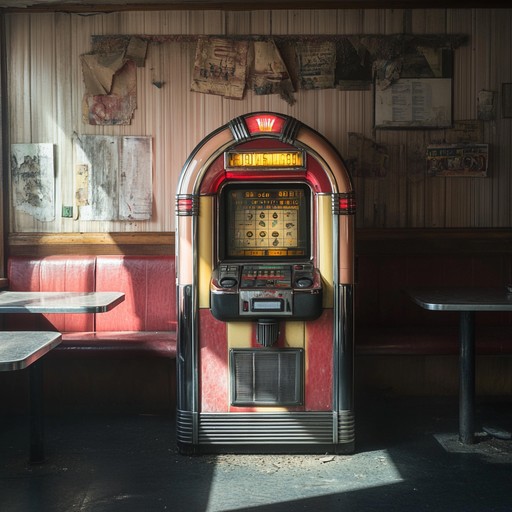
[7,228,512,257]
[7,232,175,256]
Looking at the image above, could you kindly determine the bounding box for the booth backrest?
[5,255,176,333]
[95,255,176,331]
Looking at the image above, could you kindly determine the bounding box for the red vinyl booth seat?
[5,255,177,359]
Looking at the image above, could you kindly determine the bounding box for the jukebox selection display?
[222,185,309,259]
[176,111,355,454]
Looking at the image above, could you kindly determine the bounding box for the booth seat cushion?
[5,255,177,359]
[95,255,177,332]
[57,331,176,359]
[356,323,512,356]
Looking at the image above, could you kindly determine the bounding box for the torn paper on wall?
[11,143,55,222]
[250,40,295,105]
[191,37,249,100]
[80,51,126,96]
[373,59,403,90]
[125,37,148,67]
[335,38,373,90]
[74,135,152,220]
[118,137,153,221]
[82,60,137,125]
[296,41,336,90]
[346,133,389,178]
[75,164,89,207]
[445,120,483,143]
[477,90,496,121]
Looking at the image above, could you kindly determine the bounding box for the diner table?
[407,286,512,444]
[0,331,62,463]
[0,290,125,313]
[0,290,125,463]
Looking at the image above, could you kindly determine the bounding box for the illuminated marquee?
[225,150,306,170]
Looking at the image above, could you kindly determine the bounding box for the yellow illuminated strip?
[226,151,305,169]
[318,194,333,308]
[198,196,213,308]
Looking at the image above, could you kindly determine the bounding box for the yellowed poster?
[191,37,249,100]
[251,40,295,105]
[296,41,336,90]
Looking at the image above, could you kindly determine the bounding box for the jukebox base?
[176,410,355,455]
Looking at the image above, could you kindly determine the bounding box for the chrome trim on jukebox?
[176,285,196,414]
[176,409,194,444]
[337,284,354,413]
[280,116,302,145]
[338,409,356,444]
[229,115,251,142]
[332,192,357,215]
[177,410,355,449]
[198,412,337,444]
[176,194,199,216]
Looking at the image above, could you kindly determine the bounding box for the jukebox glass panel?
[220,183,311,261]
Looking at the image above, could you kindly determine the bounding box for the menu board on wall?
[374,78,452,129]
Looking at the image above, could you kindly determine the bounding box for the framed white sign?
[375,78,452,129]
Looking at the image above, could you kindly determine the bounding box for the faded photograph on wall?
[11,143,55,222]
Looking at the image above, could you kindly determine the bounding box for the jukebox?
[176,112,355,453]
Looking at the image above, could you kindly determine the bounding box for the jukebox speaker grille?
[230,349,303,406]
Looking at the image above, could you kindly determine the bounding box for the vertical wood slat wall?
[4,8,512,234]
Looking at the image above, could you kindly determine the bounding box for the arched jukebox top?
[176,111,356,292]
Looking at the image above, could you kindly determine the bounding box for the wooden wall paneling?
[7,15,30,233]
[55,13,74,235]
[257,19,288,115]
[267,9,287,35]
[360,9,383,34]
[314,11,338,138]
[404,131,425,228]
[5,15,30,143]
[248,9,270,35]
[449,9,474,119]
[147,13,183,227]
[385,140,405,228]
[397,137,408,227]
[4,8,512,238]
[490,10,512,226]
[425,172,447,228]
[448,10,482,227]
[123,10,145,33]
[225,10,250,34]
[383,8,405,34]
[339,9,365,35]
[195,9,219,34]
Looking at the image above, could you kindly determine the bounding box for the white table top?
[407,287,512,311]
[0,331,62,371]
[0,291,125,314]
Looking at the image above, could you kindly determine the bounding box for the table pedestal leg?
[459,310,475,444]
[29,360,45,463]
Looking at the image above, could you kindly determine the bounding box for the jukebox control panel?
[210,263,322,321]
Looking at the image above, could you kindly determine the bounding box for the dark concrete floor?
[1,394,512,512]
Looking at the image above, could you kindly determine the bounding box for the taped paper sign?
[191,37,249,100]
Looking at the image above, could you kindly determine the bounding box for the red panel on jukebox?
[245,113,286,135]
